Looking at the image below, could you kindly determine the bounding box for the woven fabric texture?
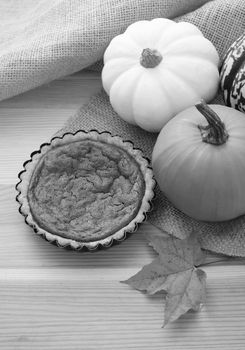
[5,0,245,256]
[0,0,209,101]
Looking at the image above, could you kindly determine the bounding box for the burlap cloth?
[4,0,245,256]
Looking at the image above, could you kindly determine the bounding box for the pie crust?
[16,130,155,250]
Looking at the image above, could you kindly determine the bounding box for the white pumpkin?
[102,18,220,132]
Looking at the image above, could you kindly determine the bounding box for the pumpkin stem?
[196,100,229,145]
[140,48,162,68]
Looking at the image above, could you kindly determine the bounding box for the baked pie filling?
[27,139,146,242]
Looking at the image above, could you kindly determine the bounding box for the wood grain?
[1,70,245,350]
[1,267,245,350]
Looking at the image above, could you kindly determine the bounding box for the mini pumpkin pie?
[16,130,155,250]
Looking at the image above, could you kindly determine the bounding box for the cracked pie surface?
[16,131,155,250]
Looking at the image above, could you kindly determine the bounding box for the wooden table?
[1,70,245,350]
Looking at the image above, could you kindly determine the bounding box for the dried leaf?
[122,257,178,295]
[162,268,206,327]
[146,230,206,268]
[122,231,207,327]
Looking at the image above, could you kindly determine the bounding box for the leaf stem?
[198,257,245,268]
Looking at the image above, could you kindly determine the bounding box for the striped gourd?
[220,34,245,112]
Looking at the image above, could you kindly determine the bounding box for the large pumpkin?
[152,100,245,222]
[220,33,245,112]
[102,18,220,132]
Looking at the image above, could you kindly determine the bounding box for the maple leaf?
[122,230,207,327]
